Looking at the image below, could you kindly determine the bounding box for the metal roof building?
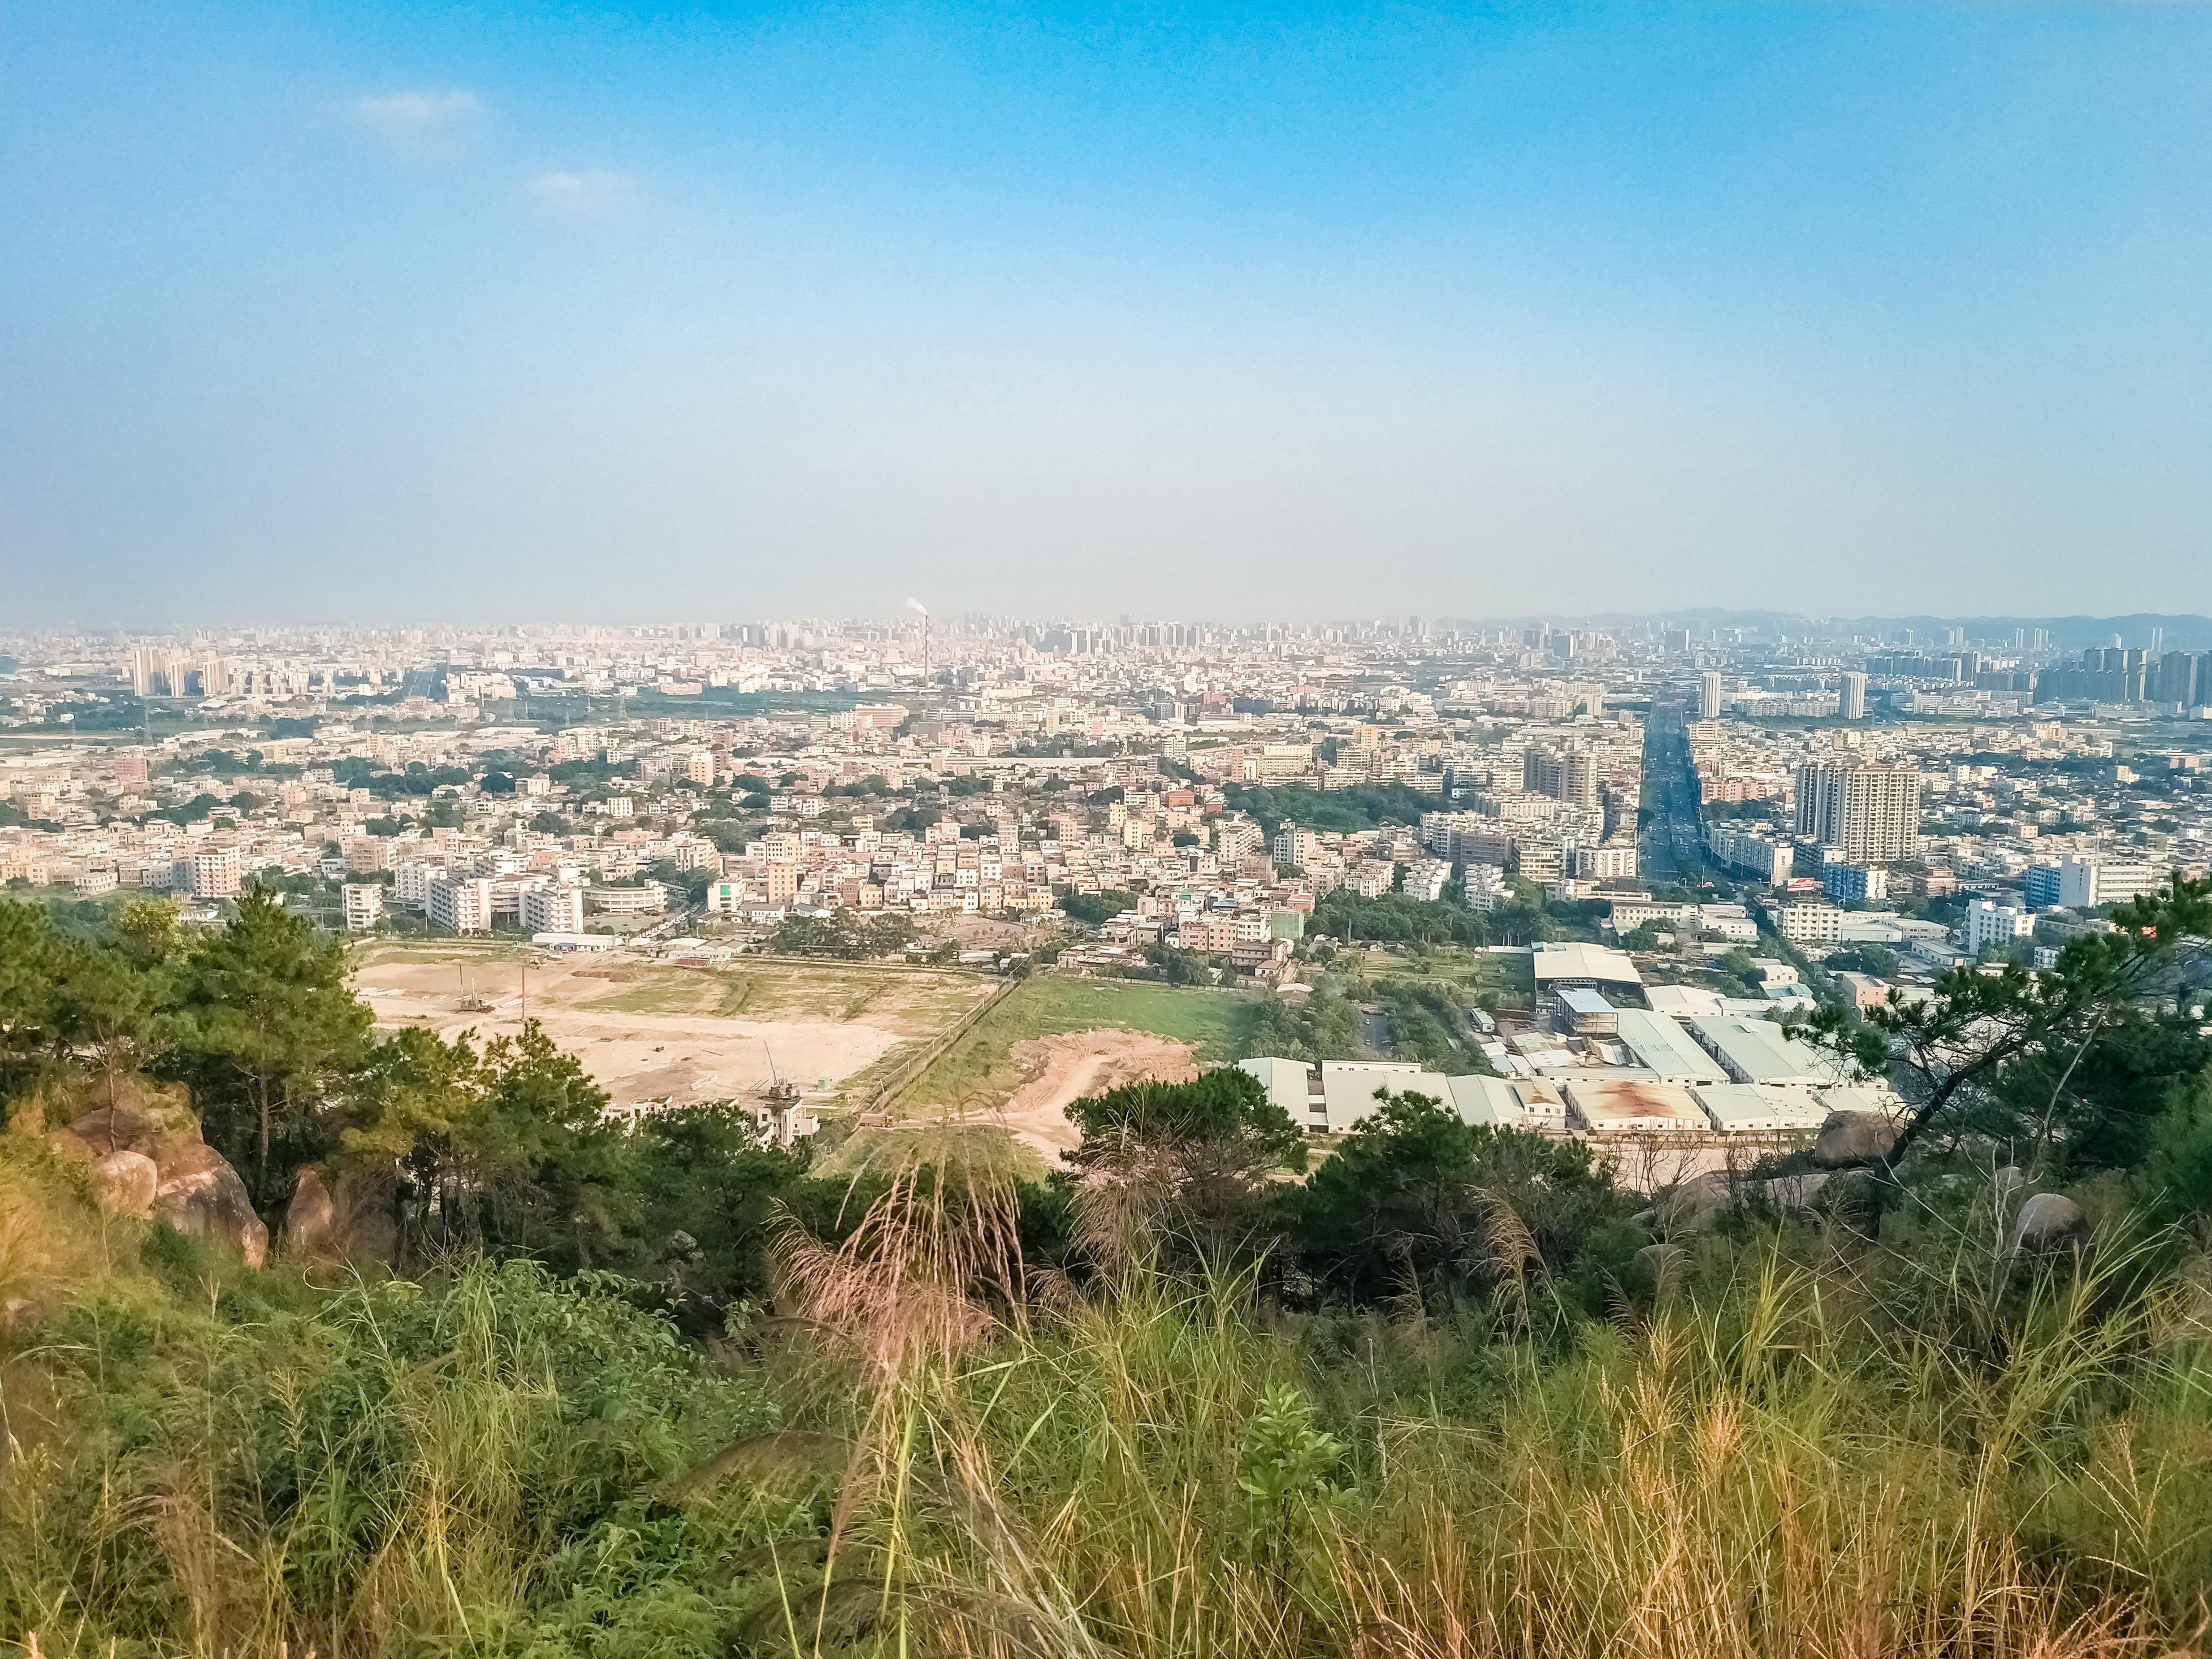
[1687,1016,1850,1088]
[1444,1074,1568,1129]
[1613,1009,1730,1084]
[1238,1056,1326,1132]
[1692,1082,1833,1133]
[1317,1061,1451,1133]
[1529,942,1645,991]
[1560,1077,1708,1133]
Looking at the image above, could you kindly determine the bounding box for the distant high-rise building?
[1523,746,1598,809]
[1794,761,1921,863]
[1663,626,1691,654]
[1699,670,1725,720]
[2151,652,2201,708]
[1838,672,1867,720]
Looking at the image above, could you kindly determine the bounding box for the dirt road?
[991,1028,1200,1160]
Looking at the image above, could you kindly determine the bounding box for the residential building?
[341,883,384,932]
[1707,822,1793,885]
[1963,897,2034,957]
[1839,671,1867,720]
[1700,670,1725,720]
[426,875,494,934]
[2055,854,2160,909]
[2022,864,2063,910]
[1523,745,1597,808]
[1794,761,1921,863]
[521,883,585,933]
[1821,863,1887,905]
[1271,826,1319,869]
[189,845,243,898]
[1569,841,1638,880]
[1768,899,1843,946]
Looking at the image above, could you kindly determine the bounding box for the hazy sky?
[5,2,2209,626]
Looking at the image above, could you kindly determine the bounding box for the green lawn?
[898,974,1267,1106]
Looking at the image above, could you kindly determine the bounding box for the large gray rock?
[1813,1110,1902,1168]
[283,1166,337,1256]
[153,1142,269,1268]
[1656,1169,1835,1233]
[90,1149,159,1219]
[1655,1169,1735,1231]
[1756,1171,1832,1213]
[283,1165,397,1263]
[61,1077,269,1267]
[2011,1192,2088,1253]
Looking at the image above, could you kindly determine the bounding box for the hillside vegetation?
[3,882,2212,1656]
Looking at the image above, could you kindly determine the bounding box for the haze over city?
[7,1,2209,625]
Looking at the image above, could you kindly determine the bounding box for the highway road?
[1639,698,1705,886]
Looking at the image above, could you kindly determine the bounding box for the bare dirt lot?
[989,1029,1200,1160]
[349,945,994,1108]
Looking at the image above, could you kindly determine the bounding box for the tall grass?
[774,1158,2212,1659]
[4,1133,2211,1657]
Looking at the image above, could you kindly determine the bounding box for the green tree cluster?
[764,909,918,959]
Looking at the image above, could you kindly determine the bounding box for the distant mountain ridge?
[1437,612,2212,650]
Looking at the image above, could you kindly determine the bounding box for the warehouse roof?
[1689,1016,1850,1087]
[1613,1008,1730,1082]
[1317,1061,1450,1133]
[1530,942,1644,989]
[1693,1083,1832,1133]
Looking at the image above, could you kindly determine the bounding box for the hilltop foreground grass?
[5,1132,2211,1658]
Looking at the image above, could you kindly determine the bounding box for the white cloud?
[525,168,635,214]
[352,90,483,140]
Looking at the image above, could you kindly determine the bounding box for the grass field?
[901,974,1266,1106]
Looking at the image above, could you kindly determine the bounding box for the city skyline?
[7,2,2210,625]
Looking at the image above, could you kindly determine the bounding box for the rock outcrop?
[49,1075,269,1267]
[1813,1109,1903,1168]
[89,1149,159,1219]
[283,1166,337,1255]
[281,1164,397,1263]
[1655,1168,1835,1233]
[2011,1192,2089,1253]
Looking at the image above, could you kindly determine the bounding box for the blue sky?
[4,2,2207,625]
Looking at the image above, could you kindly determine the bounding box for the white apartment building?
[1214,819,1262,861]
[1344,860,1395,899]
[393,860,449,909]
[189,845,243,898]
[341,883,384,932]
[1569,841,1638,880]
[1963,897,2035,957]
[426,875,495,934]
[1768,900,1843,946]
[2055,854,2159,909]
[1404,857,1452,902]
[1707,823,1793,885]
[520,882,585,933]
